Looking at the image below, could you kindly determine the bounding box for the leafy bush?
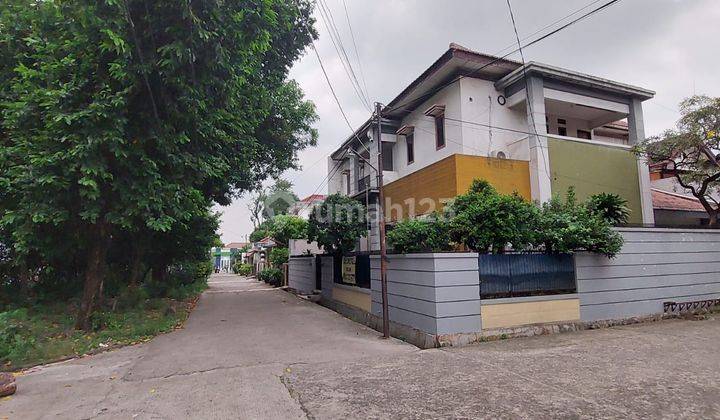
[307,194,367,255]
[535,188,624,258]
[269,215,308,247]
[447,180,537,253]
[387,215,453,253]
[269,247,290,267]
[587,193,630,225]
[234,262,252,276]
[0,309,34,363]
[258,268,284,286]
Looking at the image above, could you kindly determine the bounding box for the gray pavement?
[2,274,719,419]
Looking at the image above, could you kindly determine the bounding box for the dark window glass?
[557,118,567,125]
[435,115,445,149]
[382,141,394,171]
[406,134,414,164]
[577,129,592,140]
[558,126,567,136]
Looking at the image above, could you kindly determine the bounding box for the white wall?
[458,77,529,161]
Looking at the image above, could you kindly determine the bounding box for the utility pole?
[375,102,390,338]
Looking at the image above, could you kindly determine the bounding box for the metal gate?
[479,253,576,299]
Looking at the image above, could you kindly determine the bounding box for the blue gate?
[479,254,577,299]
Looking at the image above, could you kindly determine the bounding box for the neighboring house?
[288,194,326,219]
[652,189,709,226]
[249,236,277,273]
[211,247,234,272]
[328,43,655,250]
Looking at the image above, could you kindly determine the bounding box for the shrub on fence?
[387,215,453,253]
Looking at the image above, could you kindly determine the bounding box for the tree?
[247,188,268,230]
[250,219,276,243]
[387,215,452,254]
[269,214,308,248]
[263,178,299,219]
[307,194,366,256]
[447,180,537,253]
[0,0,318,329]
[587,193,630,226]
[634,95,720,225]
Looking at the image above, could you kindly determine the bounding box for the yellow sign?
[342,256,356,284]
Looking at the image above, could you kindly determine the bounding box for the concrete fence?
[287,256,315,295]
[576,227,720,321]
[287,228,720,346]
[370,253,481,335]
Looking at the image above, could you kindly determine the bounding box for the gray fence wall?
[320,256,335,299]
[370,253,481,335]
[577,228,720,321]
[287,256,316,294]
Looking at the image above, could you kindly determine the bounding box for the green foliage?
[587,193,630,226]
[263,178,300,219]
[234,263,252,276]
[0,0,318,325]
[269,247,290,267]
[269,214,308,247]
[535,188,624,258]
[387,215,453,253]
[634,95,720,224]
[447,180,538,253]
[250,218,276,243]
[307,194,367,255]
[257,268,283,287]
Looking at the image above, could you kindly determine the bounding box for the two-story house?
[327,43,655,251]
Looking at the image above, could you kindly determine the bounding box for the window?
[343,171,351,195]
[558,126,567,136]
[381,142,394,171]
[406,133,415,164]
[577,129,592,140]
[557,118,567,125]
[435,115,445,149]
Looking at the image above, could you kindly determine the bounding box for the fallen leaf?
[64,384,72,388]
[109,376,116,380]
[285,368,291,373]
[150,388,156,394]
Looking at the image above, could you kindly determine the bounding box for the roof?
[652,189,706,212]
[299,194,326,203]
[495,62,655,100]
[225,242,249,249]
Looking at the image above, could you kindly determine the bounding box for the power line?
[506,0,552,182]
[341,0,369,98]
[383,0,622,116]
[316,0,371,111]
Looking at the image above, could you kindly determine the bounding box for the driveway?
[2,275,719,419]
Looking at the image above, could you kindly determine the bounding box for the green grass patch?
[0,280,207,371]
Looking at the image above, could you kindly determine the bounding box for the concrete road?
[2,274,719,419]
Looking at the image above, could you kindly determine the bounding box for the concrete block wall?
[287,256,316,294]
[370,253,481,335]
[319,256,335,300]
[577,228,720,321]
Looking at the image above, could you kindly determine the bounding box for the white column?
[628,98,655,225]
[526,76,552,203]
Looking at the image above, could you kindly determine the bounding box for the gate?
[479,254,576,299]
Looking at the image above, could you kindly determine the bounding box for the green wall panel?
[548,138,643,224]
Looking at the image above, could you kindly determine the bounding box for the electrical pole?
[375,102,390,338]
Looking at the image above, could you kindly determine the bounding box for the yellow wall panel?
[332,286,371,312]
[383,155,458,221]
[383,154,532,221]
[455,155,531,199]
[481,299,580,329]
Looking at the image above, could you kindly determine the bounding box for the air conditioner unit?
[491,150,508,159]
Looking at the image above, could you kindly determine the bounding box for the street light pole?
[375,102,390,339]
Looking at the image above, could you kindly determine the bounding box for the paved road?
[2,274,719,419]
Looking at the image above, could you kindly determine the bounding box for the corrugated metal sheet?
[479,254,576,299]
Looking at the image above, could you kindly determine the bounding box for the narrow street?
[2,274,719,419]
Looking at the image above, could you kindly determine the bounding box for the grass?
[0,280,207,372]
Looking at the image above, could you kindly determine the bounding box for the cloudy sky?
[216,0,720,243]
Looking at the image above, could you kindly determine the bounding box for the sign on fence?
[342,256,356,284]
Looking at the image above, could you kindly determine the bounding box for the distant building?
[652,189,709,226]
[288,194,326,219]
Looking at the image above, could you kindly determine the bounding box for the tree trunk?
[128,244,145,287]
[75,223,110,331]
[709,211,718,227]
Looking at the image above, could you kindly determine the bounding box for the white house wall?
[391,81,463,179]
[458,77,529,161]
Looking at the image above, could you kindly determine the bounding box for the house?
[652,188,709,226]
[327,43,655,250]
[288,194,326,219]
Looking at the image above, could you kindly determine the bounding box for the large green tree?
[634,95,720,225]
[0,0,317,329]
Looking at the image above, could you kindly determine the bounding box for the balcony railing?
[357,175,371,192]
